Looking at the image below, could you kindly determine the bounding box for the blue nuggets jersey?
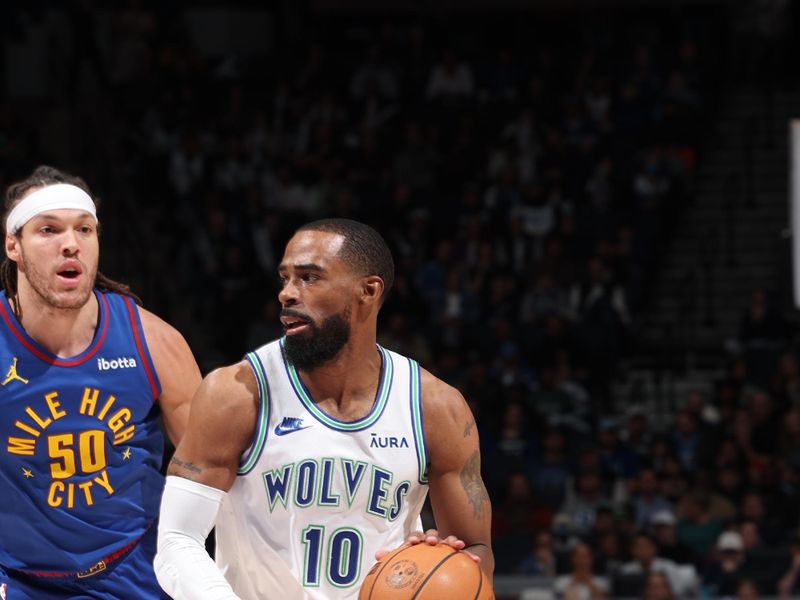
[0,290,163,573]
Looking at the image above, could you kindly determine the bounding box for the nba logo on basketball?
[0,582,7,600]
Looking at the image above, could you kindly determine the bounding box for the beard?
[282,307,351,371]
[18,249,95,310]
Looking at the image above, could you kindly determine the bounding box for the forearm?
[464,542,495,583]
[155,476,241,600]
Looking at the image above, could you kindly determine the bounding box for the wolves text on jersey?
[6,386,136,509]
[263,458,411,521]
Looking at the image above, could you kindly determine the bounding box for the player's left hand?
[375,528,480,562]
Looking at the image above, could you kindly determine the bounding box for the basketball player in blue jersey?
[0,166,202,599]
[155,219,494,599]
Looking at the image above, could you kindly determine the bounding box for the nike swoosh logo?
[274,424,311,436]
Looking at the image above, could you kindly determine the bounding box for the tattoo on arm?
[463,419,475,438]
[459,450,489,521]
[169,456,203,479]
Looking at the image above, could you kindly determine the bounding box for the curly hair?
[2,165,140,319]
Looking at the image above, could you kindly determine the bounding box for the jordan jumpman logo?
[2,357,29,385]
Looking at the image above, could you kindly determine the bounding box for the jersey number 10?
[302,525,363,588]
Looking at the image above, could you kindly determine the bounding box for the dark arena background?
[4,0,800,598]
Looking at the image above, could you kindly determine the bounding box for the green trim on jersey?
[409,358,428,483]
[239,351,271,474]
[285,345,393,431]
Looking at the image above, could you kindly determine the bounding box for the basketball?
[359,543,494,600]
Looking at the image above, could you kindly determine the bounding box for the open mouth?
[281,315,311,335]
[56,261,83,284]
[58,269,80,280]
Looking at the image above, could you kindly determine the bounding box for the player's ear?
[5,233,20,262]
[360,275,384,306]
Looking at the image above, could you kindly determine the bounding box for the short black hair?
[296,218,394,303]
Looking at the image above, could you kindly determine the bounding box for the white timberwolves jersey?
[215,340,429,600]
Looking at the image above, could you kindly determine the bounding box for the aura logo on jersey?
[262,458,411,521]
[369,433,409,448]
[6,386,135,509]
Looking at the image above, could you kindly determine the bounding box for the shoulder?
[419,368,471,426]
[196,361,259,416]
[419,368,478,469]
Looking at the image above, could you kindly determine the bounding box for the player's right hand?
[375,529,480,562]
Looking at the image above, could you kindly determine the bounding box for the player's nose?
[60,230,80,255]
[278,279,299,306]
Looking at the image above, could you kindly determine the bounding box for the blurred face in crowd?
[631,535,657,565]
[740,521,760,550]
[627,413,648,440]
[717,467,742,498]
[643,572,674,600]
[506,473,532,503]
[654,522,676,545]
[570,543,594,573]
[674,411,696,435]
[638,468,659,496]
[736,580,759,600]
[747,391,772,421]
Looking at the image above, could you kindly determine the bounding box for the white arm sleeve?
[154,476,241,600]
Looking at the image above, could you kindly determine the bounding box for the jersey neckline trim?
[280,340,393,432]
[0,290,109,367]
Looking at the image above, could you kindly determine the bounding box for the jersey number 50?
[48,430,107,479]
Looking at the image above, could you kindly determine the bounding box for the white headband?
[6,183,98,234]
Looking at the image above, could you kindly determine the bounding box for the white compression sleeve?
[155,476,241,600]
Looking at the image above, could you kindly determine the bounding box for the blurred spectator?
[617,533,699,598]
[640,571,676,600]
[777,534,800,598]
[738,288,787,347]
[702,531,758,598]
[676,491,724,563]
[772,352,800,407]
[736,578,761,600]
[530,427,573,510]
[493,472,554,554]
[518,530,558,578]
[561,468,610,537]
[553,542,610,599]
[621,407,654,463]
[633,467,673,530]
[595,419,641,485]
[377,313,433,366]
[650,510,695,567]
[738,491,784,546]
[426,49,475,101]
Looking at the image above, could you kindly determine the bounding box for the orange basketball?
[359,543,494,600]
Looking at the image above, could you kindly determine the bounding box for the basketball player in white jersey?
[154,219,493,599]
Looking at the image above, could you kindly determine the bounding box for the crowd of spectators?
[7,2,800,598]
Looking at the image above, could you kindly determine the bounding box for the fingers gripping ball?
[359,543,494,600]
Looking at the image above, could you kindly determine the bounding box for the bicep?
[140,309,202,445]
[428,434,492,541]
[168,365,257,492]
[424,383,492,544]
